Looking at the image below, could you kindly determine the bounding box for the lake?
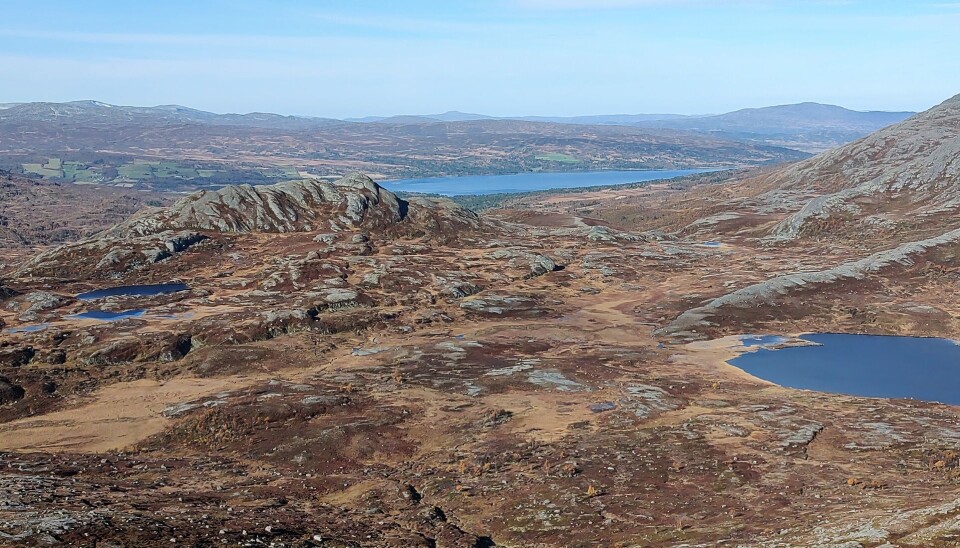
[729,333,960,405]
[66,309,145,321]
[77,283,189,301]
[380,169,717,196]
[2,323,50,334]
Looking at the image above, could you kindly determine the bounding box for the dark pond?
[381,169,716,196]
[66,309,145,321]
[76,283,189,301]
[729,333,960,405]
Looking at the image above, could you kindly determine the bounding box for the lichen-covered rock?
[14,173,493,279]
[78,338,142,366]
[15,292,71,322]
[484,247,561,279]
[164,231,207,252]
[445,282,481,299]
[460,292,549,317]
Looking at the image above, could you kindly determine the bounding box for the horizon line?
[0,97,922,121]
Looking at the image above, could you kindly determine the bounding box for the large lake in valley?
[380,169,717,196]
[729,333,960,405]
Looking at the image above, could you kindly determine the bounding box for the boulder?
[460,292,549,317]
[17,292,71,322]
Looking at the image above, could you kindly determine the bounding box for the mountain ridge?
[1,99,913,130]
[0,99,899,157]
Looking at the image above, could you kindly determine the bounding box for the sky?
[1,1,959,118]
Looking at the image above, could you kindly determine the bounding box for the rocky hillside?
[645,93,960,246]
[0,172,169,255]
[14,173,487,279]
[632,93,960,338]
[751,94,960,241]
[115,173,410,236]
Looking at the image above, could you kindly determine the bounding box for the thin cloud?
[0,29,379,49]
[309,13,503,34]
[514,0,852,8]
[515,0,699,8]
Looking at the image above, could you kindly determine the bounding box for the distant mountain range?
[0,100,344,131]
[345,103,915,153]
[345,111,693,124]
[1,99,913,142]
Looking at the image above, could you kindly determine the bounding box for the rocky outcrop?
[535,224,645,243]
[15,229,210,278]
[13,173,492,279]
[460,292,550,317]
[113,173,407,235]
[658,226,960,336]
[10,291,71,322]
[483,248,561,279]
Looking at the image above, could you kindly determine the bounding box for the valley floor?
[3,198,960,546]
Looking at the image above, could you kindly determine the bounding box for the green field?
[22,161,61,178]
[154,161,200,179]
[534,153,579,163]
[19,156,315,190]
[117,160,155,179]
[118,160,200,180]
[62,161,101,183]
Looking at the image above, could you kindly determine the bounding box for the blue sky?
[1,1,958,117]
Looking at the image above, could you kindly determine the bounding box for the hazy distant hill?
[346,111,495,123]
[348,111,689,125]
[1,98,912,192]
[635,102,915,152]
[341,102,915,152]
[517,113,692,125]
[0,100,346,131]
[664,102,912,133]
